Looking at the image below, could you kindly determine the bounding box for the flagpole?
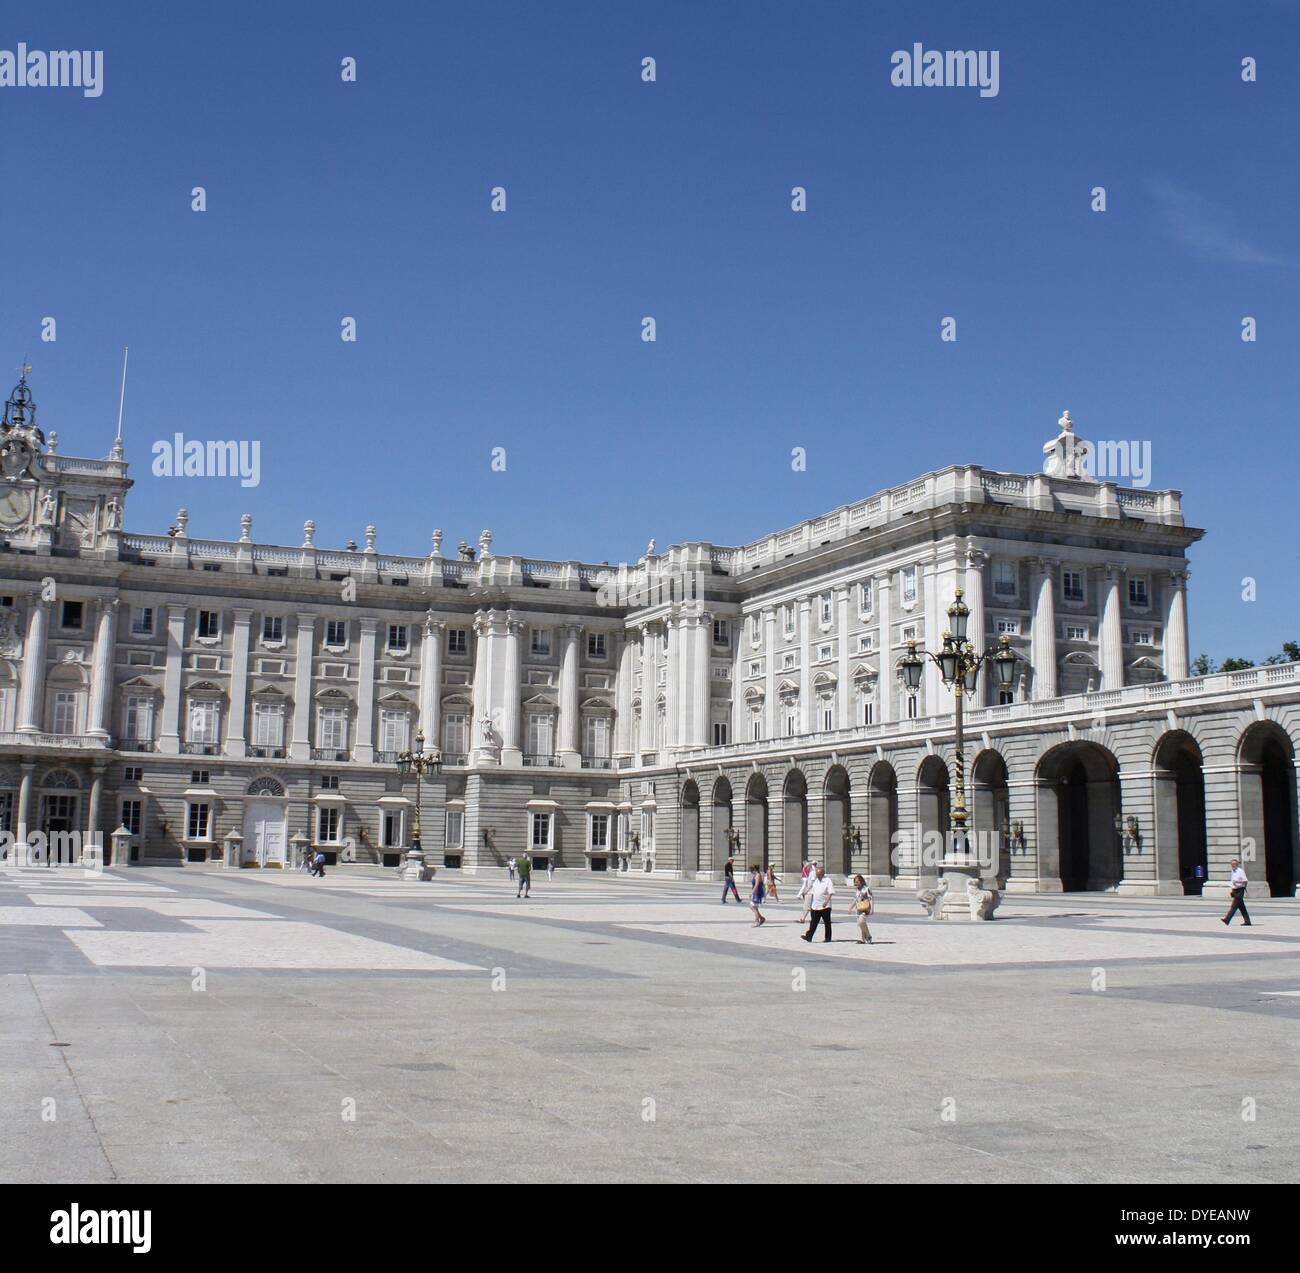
[112,346,128,458]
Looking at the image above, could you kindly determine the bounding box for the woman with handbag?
[851,873,873,945]
[749,864,768,927]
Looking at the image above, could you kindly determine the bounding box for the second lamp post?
[396,728,442,881]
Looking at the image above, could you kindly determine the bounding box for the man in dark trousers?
[721,856,740,903]
[1221,858,1252,926]
[801,864,834,942]
[516,853,532,899]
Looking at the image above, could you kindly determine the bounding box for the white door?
[243,801,287,867]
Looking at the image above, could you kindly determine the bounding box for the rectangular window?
[381,810,403,848]
[1131,629,1153,645]
[262,615,284,643]
[252,702,285,748]
[130,606,154,636]
[443,713,468,755]
[387,624,408,652]
[751,718,763,742]
[901,624,918,643]
[992,561,1017,598]
[316,807,340,843]
[819,594,833,625]
[821,705,834,731]
[998,689,1015,705]
[863,700,874,726]
[749,615,760,646]
[784,709,797,737]
[379,711,409,754]
[1065,624,1088,641]
[197,609,221,639]
[712,619,729,646]
[748,660,762,678]
[531,812,551,848]
[191,770,210,785]
[858,634,875,653]
[859,580,873,614]
[906,694,918,719]
[187,803,211,841]
[325,619,347,646]
[530,628,551,656]
[320,774,340,790]
[782,604,796,636]
[60,600,84,630]
[995,618,1019,636]
[447,629,467,655]
[583,715,609,759]
[445,810,464,849]
[589,814,609,850]
[818,644,833,662]
[901,566,918,603]
[587,632,607,659]
[318,706,348,750]
[123,766,143,783]
[120,799,142,836]
[1062,570,1084,602]
[124,696,154,741]
[1129,577,1150,608]
[782,652,797,670]
[51,691,78,735]
[712,721,729,746]
[527,713,554,756]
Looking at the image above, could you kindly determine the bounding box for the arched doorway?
[679,780,700,877]
[1036,742,1122,891]
[916,756,951,885]
[824,765,851,876]
[971,750,1010,885]
[1153,731,1207,895]
[243,775,288,868]
[744,772,769,870]
[1238,723,1298,897]
[867,762,898,882]
[782,770,807,874]
[711,776,733,873]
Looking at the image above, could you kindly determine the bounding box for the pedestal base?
[400,849,435,881]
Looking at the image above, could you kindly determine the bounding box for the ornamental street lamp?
[899,587,1019,918]
[396,728,442,881]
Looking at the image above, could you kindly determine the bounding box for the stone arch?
[1060,651,1099,697]
[971,748,1011,884]
[782,768,808,873]
[679,779,700,876]
[40,767,81,789]
[1153,730,1207,895]
[744,771,769,870]
[1237,721,1298,897]
[916,755,951,885]
[867,760,898,882]
[711,775,734,870]
[246,775,286,798]
[823,764,852,876]
[1035,741,1122,891]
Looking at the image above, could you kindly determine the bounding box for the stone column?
[354,617,378,762]
[1030,559,1057,700]
[420,613,445,748]
[471,610,492,743]
[965,547,987,706]
[17,596,50,733]
[15,762,34,851]
[1164,569,1189,681]
[922,560,940,711]
[763,608,777,739]
[86,765,104,861]
[877,577,893,722]
[227,608,251,758]
[663,615,680,752]
[835,587,850,730]
[693,611,711,747]
[158,604,187,754]
[500,614,522,765]
[1098,564,1124,691]
[614,630,635,759]
[557,622,581,766]
[290,613,314,760]
[798,599,813,734]
[641,623,659,752]
[86,597,118,738]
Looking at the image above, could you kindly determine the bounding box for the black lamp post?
[396,728,442,880]
[898,588,1019,914]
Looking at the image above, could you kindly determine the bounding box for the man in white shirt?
[1221,858,1252,927]
[801,865,835,943]
[796,861,817,924]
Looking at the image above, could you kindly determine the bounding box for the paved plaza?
[2,864,1298,1184]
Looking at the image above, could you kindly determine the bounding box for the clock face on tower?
[0,486,31,528]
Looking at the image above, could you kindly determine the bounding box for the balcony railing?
[523,752,562,767]
[582,756,613,769]
[441,752,468,766]
[183,741,220,756]
[120,739,155,752]
[248,746,286,760]
[311,748,350,762]
[0,731,112,750]
[375,750,400,765]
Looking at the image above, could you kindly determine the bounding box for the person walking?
[801,864,834,943]
[765,865,780,903]
[547,859,555,883]
[507,856,517,883]
[310,850,327,878]
[749,864,768,927]
[1221,858,1252,926]
[796,861,816,924]
[516,853,532,899]
[721,856,741,903]
[851,874,873,944]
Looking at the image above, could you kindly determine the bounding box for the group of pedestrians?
[722,855,875,946]
[507,854,557,898]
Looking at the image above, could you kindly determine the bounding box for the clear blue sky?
[4,1,1297,662]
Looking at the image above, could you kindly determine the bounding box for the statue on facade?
[1042,408,1094,481]
[38,488,56,525]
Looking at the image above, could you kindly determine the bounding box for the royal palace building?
[1,372,1297,897]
